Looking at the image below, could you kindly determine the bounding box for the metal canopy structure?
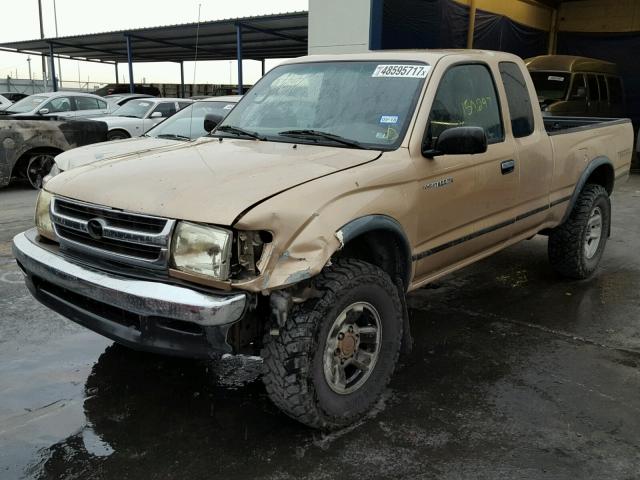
[0,11,308,95]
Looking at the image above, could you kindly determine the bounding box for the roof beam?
[237,22,306,43]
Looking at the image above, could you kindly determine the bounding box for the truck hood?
[55,136,182,171]
[46,137,381,226]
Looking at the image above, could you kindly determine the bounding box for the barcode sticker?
[372,64,430,78]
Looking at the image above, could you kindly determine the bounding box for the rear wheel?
[26,153,55,189]
[261,259,403,429]
[548,184,610,279]
[107,130,130,141]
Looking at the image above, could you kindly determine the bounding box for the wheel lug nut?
[338,333,344,340]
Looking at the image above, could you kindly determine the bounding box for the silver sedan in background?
[3,92,113,118]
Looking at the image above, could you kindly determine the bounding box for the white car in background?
[49,95,241,176]
[3,92,113,118]
[0,94,13,111]
[95,97,193,140]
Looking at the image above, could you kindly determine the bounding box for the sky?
[0,0,308,89]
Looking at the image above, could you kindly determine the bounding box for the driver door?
[412,62,518,280]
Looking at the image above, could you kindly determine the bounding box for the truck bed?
[543,116,630,135]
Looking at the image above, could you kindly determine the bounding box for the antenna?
[188,3,202,140]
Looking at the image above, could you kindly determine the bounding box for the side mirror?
[571,86,587,100]
[150,111,163,118]
[38,108,49,115]
[204,113,224,133]
[423,126,487,158]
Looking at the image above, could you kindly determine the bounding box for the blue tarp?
[374,0,548,58]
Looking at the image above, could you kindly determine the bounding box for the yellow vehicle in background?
[526,55,626,118]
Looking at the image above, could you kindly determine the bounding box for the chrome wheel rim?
[323,301,382,395]
[27,154,54,189]
[584,206,603,259]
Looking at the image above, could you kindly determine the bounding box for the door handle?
[501,159,515,175]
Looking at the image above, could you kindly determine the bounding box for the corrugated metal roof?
[0,11,308,64]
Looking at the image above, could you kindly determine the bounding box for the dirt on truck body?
[13,50,633,430]
[0,117,107,189]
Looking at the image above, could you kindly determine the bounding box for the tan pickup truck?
[13,50,633,429]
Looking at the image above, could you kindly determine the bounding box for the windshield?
[217,61,429,149]
[7,95,47,113]
[530,72,570,101]
[112,100,153,118]
[147,100,237,139]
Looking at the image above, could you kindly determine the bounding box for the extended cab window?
[499,62,534,138]
[425,64,503,148]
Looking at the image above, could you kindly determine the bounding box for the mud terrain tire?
[548,184,610,279]
[261,259,403,429]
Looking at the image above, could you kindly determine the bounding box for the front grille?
[51,197,175,270]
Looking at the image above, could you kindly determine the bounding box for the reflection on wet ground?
[1,180,640,479]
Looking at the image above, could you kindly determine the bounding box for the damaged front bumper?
[12,229,247,358]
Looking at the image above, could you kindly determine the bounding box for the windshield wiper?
[155,133,191,141]
[278,129,367,149]
[214,125,266,140]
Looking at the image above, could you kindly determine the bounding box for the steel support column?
[466,0,477,49]
[236,23,243,94]
[115,63,119,84]
[48,43,57,92]
[125,35,134,93]
[180,61,185,98]
[261,59,265,76]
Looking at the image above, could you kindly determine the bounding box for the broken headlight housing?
[170,221,233,280]
[35,190,56,241]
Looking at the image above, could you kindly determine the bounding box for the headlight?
[35,190,56,241]
[170,221,232,280]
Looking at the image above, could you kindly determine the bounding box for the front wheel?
[548,184,610,279]
[107,130,130,141]
[261,259,403,429]
[26,153,55,189]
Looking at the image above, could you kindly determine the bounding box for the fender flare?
[561,155,614,225]
[337,214,412,288]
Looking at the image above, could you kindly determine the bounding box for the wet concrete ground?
[1,179,639,479]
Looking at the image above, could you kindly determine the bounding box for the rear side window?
[75,97,100,110]
[97,99,107,109]
[597,75,608,102]
[499,62,534,138]
[587,74,599,101]
[178,102,191,110]
[426,63,503,147]
[608,76,623,104]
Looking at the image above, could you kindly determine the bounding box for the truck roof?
[282,49,523,66]
[525,55,618,75]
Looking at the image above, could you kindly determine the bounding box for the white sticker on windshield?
[372,64,430,78]
[223,104,234,110]
[380,115,399,124]
[548,75,565,82]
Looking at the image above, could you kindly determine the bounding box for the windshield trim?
[213,59,430,152]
